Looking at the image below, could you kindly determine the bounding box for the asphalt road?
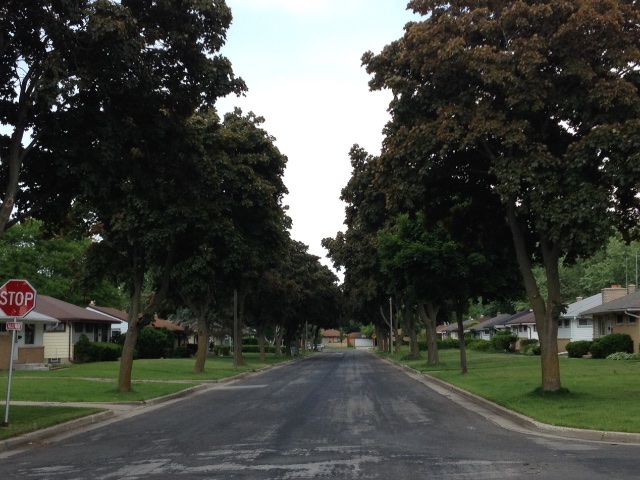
[0,349,639,479]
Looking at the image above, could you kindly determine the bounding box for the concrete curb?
[381,353,640,445]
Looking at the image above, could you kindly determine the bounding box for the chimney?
[602,285,628,303]
[629,284,637,294]
[576,296,583,302]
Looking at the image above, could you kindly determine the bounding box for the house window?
[578,318,592,327]
[616,314,624,326]
[629,316,636,326]
[45,323,65,332]
[74,322,84,334]
[0,323,6,333]
[85,323,94,333]
[564,319,570,328]
[24,324,35,345]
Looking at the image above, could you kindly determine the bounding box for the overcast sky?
[215,0,419,274]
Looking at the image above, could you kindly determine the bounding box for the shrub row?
[566,333,634,359]
[74,334,122,363]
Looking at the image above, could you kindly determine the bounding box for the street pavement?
[0,350,639,479]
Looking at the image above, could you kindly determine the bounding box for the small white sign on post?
[6,322,22,331]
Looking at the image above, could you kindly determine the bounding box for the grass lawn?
[0,352,295,440]
[0,406,104,441]
[384,348,640,433]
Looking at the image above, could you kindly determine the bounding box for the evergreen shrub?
[491,331,518,352]
[590,333,633,359]
[565,340,592,358]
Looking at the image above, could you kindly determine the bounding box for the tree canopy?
[363,0,640,391]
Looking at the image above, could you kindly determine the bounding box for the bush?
[565,340,593,358]
[74,334,122,363]
[519,339,540,356]
[491,331,518,352]
[606,352,640,360]
[466,339,491,352]
[437,338,460,350]
[590,333,634,359]
[243,337,259,346]
[137,326,175,359]
[173,346,192,358]
[74,334,92,363]
[214,345,231,356]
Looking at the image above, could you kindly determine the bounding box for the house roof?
[322,329,340,337]
[468,313,514,331]
[152,317,184,332]
[442,318,490,333]
[0,309,58,324]
[581,290,640,316]
[562,293,602,319]
[503,310,535,326]
[34,295,119,323]
[87,305,129,322]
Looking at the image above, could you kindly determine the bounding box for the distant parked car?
[315,344,324,351]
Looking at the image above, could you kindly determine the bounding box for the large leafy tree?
[42,0,246,392]
[0,1,87,234]
[165,108,289,372]
[323,146,392,345]
[364,0,640,392]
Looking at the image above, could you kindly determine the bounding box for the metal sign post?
[3,319,21,427]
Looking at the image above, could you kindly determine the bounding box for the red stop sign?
[0,279,37,318]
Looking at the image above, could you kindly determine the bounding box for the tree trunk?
[274,325,283,358]
[193,314,209,373]
[235,289,246,366]
[506,203,562,392]
[455,308,468,374]
[417,301,439,365]
[393,303,402,354]
[118,260,144,392]
[405,303,420,359]
[258,322,267,362]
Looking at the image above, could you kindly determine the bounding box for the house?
[441,319,479,339]
[86,304,129,336]
[321,328,341,344]
[36,295,121,364]
[151,316,190,348]
[581,284,640,352]
[502,310,537,344]
[345,331,374,348]
[468,313,515,340]
[557,293,602,351]
[0,310,58,370]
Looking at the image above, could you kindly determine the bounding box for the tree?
[44,0,246,392]
[165,108,289,372]
[363,0,640,392]
[0,219,125,306]
[0,1,88,234]
[323,146,391,347]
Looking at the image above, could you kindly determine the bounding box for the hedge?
[565,340,592,358]
[590,333,634,359]
[74,334,122,363]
